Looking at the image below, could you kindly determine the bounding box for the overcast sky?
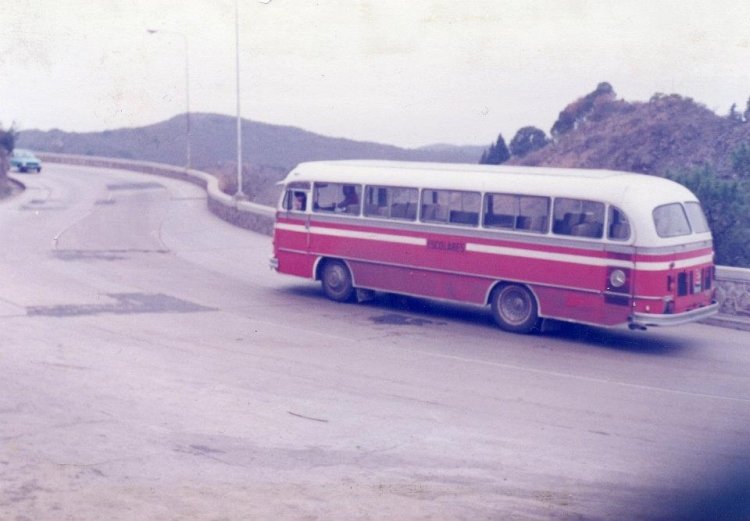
[1,1,749,148]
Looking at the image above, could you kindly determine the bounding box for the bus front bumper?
[629,301,719,328]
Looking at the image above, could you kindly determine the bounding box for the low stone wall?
[715,266,750,317]
[0,147,9,197]
[30,153,750,328]
[37,152,275,235]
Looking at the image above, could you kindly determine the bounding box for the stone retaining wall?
[715,266,750,317]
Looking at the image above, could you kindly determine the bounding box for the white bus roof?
[284,160,698,211]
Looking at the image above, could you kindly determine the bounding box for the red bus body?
[271,161,718,332]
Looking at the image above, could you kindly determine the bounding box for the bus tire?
[321,260,355,302]
[491,284,539,334]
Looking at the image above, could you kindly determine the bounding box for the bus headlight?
[609,269,627,288]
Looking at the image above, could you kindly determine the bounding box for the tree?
[669,166,750,267]
[551,81,615,139]
[731,143,750,178]
[509,126,549,158]
[0,126,15,154]
[728,103,743,122]
[479,134,510,165]
[0,125,16,190]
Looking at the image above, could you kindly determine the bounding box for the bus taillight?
[694,268,702,293]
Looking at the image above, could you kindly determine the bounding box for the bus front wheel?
[491,284,539,334]
[321,260,355,302]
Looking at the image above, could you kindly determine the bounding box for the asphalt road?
[1,164,749,520]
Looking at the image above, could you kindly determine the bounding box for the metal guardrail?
[32,152,750,331]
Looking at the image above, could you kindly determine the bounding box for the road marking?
[413,349,750,405]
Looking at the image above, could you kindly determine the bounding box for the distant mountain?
[418,143,486,156]
[16,113,482,172]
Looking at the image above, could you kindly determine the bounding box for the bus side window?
[571,212,603,238]
[517,195,549,233]
[422,189,480,226]
[364,186,388,217]
[363,186,418,220]
[608,206,631,241]
[339,185,361,214]
[314,183,361,215]
[485,193,548,233]
[282,190,306,212]
[420,189,442,222]
[390,187,418,221]
[448,191,480,227]
[484,193,516,229]
[553,198,604,238]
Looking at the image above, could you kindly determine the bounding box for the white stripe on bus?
[276,223,712,271]
[276,222,427,246]
[465,243,633,268]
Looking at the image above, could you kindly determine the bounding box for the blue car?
[10,149,42,173]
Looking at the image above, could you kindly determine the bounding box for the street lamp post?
[147,29,191,172]
[235,0,245,199]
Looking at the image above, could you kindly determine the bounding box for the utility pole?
[235,0,245,198]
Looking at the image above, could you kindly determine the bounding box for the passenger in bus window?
[293,191,306,211]
[337,185,360,213]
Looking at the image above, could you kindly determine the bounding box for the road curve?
[1,163,749,520]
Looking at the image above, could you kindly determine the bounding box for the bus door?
[281,182,311,252]
[274,182,312,278]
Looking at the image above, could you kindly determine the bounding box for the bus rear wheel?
[321,260,355,302]
[491,284,539,334]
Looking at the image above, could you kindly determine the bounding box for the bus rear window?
[653,203,691,237]
[685,202,710,233]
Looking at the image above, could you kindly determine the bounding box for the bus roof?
[284,160,698,210]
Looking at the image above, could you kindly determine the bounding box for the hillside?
[508,87,750,179]
[16,113,483,172]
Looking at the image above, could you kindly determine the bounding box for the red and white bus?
[270,160,718,333]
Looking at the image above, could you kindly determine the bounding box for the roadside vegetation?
[667,165,750,267]
[0,125,16,197]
